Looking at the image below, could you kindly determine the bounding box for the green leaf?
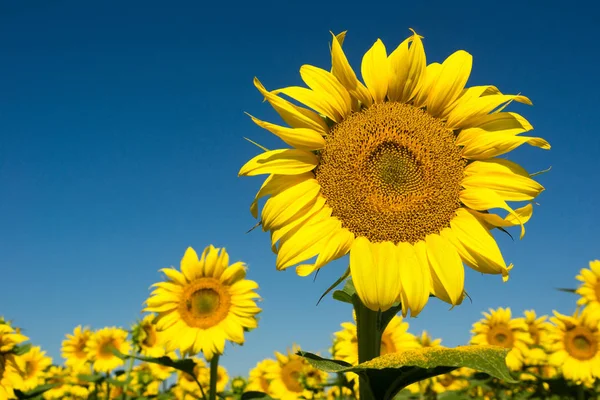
[106,377,132,387]
[112,348,196,376]
[556,287,576,293]
[77,373,105,383]
[14,384,58,399]
[332,278,356,304]
[241,391,276,400]
[318,266,350,306]
[13,344,32,356]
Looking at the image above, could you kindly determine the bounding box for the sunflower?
[132,315,166,357]
[145,246,261,360]
[576,260,600,312]
[246,359,277,394]
[431,368,470,394]
[85,327,131,373]
[198,364,229,394]
[470,307,532,371]
[43,366,69,400]
[14,346,52,392]
[238,29,548,313]
[548,307,600,382]
[415,331,442,348]
[267,345,329,400]
[176,357,208,396]
[231,376,247,393]
[0,323,27,400]
[522,310,552,366]
[333,314,419,366]
[145,354,176,381]
[61,326,92,369]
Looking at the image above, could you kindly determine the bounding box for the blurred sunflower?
[576,260,600,312]
[231,376,247,393]
[267,345,328,400]
[176,357,208,396]
[145,354,176,381]
[239,29,548,313]
[14,346,52,392]
[415,331,442,348]
[246,359,277,394]
[61,326,92,369]
[549,308,600,382]
[470,307,532,370]
[86,327,131,373]
[198,364,229,394]
[43,366,70,400]
[0,323,27,400]
[145,246,261,360]
[522,310,552,365]
[132,315,165,357]
[431,368,470,394]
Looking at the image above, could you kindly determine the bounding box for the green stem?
[354,297,381,400]
[577,384,585,400]
[122,353,135,400]
[209,354,220,400]
[105,373,110,400]
[193,375,208,400]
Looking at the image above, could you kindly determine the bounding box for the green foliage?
[14,384,57,399]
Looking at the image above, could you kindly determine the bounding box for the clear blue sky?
[1,0,599,377]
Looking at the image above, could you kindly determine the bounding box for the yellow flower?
[61,326,92,368]
[333,314,419,366]
[267,345,328,400]
[43,366,69,400]
[231,376,247,393]
[238,29,548,313]
[131,315,166,357]
[198,364,229,394]
[0,323,27,400]
[522,310,552,365]
[144,354,175,381]
[246,359,277,394]
[576,260,600,312]
[431,368,470,393]
[14,346,53,392]
[470,307,532,371]
[176,358,208,396]
[548,307,600,383]
[145,246,261,360]
[326,385,353,400]
[85,327,131,373]
[416,331,442,348]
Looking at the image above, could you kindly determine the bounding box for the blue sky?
[1,0,599,377]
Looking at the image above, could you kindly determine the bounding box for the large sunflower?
[61,326,92,369]
[548,307,600,382]
[470,307,532,371]
[238,29,548,313]
[144,245,261,360]
[85,327,131,373]
[576,260,600,312]
[0,323,28,400]
[15,346,53,392]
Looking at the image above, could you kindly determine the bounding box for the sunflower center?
[75,339,88,359]
[438,374,455,387]
[0,354,5,377]
[486,324,514,348]
[380,335,397,355]
[528,324,540,345]
[565,326,598,360]
[99,338,119,359]
[315,102,464,244]
[179,278,232,329]
[280,359,304,393]
[594,283,600,302]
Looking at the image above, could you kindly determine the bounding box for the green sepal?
[332,278,356,304]
[318,266,350,305]
[14,384,58,399]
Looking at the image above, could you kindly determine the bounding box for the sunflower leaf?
[77,373,105,383]
[12,344,31,356]
[14,384,58,399]
[111,349,196,376]
[241,391,277,400]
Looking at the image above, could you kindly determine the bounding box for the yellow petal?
[425,234,465,306]
[460,187,524,238]
[388,30,425,102]
[397,241,430,317]
[159,268,187,285]
[296,227,354,277]
[276,86,342,122]
[270,198,329,252]
[361,39,389,103]
[261,178,321,231]
[470,204,533,239]
[276,216,339,270]
[220,262,246,285]
[413,62,441,108]
[254,77,328,134]
[250,173,313,218]
[247,114,325,151]
[300,65,352,118]
[239,149,317,176]
[330,32,372,107]
[426,50,472,117]
[445,209,511,280]
[446,93,532,129]
[180,247,199,281]
[350,238,401,312]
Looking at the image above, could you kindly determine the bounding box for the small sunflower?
[176,357,208,396]
[333,314,419,366]
[198,364,229,394]
[43,366,69,400]
[522,309,552,366]
[131,315,166,357]
[246,359,277,394]
[267,345,328,400]
[470,307,532,371]
[431,368,470,394]
[0,323,28,400]
[145,354,175,381]
[548,307,600,382]
[576,260,600,312]
[14,346,53,392]
[415,331,442,348]
[61,326,92,369]
[239,29,548,313]
[231,376,247,393]
[145,246,261,360]
[85,327,131,373]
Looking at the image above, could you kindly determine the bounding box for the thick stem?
[209,354,220,400]
[354,297,381,400]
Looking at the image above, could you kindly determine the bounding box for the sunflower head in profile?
[85,327,131,373]
[522,309,552,366]
[239,29,549,314]
[14,346,53,392]
[131,315,166,357]
[576,260,600,312]
[61,325,92,369]
[144,245,261,361]
[470,307,532,371]
[548,307,600,383]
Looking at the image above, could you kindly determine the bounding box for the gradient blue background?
[1,0,598,377]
